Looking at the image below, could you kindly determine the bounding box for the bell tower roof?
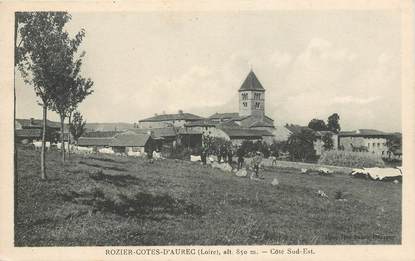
[238,70,265,92]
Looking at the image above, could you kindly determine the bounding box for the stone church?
[208,70,276,133]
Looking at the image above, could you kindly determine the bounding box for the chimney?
[30,118,35,125]
[178,110,183,114]
[154,113,158,116]
[162,110,166,115]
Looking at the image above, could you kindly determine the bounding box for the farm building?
[138,110,203,128]
[78,130,161,154]
[15,118,67,143]
[338,129,393,157]
[135,70,281,149]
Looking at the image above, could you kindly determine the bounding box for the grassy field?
[15,146,401,246]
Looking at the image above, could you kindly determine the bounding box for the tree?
[17,12,72,179]
[327,113,341,134]
[308,119,327,131]
[69,111,87,143]
[386,133,402,159]
[322,132,334,150]
[48,25,93,163]
[286,129,317,162]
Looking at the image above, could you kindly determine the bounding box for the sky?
[15,10,402,132]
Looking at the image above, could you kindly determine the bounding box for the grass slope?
[15,147,401,246]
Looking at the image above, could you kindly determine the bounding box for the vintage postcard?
[0,0,414,260]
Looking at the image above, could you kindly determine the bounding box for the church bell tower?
[238,70,265,119]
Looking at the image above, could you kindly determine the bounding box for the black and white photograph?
[1,1,415,260]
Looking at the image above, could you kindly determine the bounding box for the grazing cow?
[74,146,93,154]
[190,155,201,162]
[33,141,50,151]
[127,150,142,157]
[98,147,114,154]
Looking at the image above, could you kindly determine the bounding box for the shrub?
[318,150,385,168]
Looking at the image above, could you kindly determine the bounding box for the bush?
[318,150,385,168]
[169,144,192,160]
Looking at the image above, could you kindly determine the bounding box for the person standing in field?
[217,146,222,163]
[237,146,245,170]
[251,151,263,179]
[227,147,234,165]
[221,144,228,163]
[201,146,207,166]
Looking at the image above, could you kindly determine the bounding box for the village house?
[338,129,393,157]
[77,130,161,154]
[135,70,280,149]
[138,110,203,128]
[15,118,66,143]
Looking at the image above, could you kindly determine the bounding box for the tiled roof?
[249,121,274,128]
[339,129,392,137]
[139,112,203,122]
[184,120,217,127]
[78,132,152,147]
[208,112,241,120]
[240,115,274,128]
[15,129,42,138]
[220,128,273,138]
[238,70,265,92]
[110,133,150,147]
[16,118,62,129]
[82,131,121,138]
[77,137,113,146]
[130,127,177,137]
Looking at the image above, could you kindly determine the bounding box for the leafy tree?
[69,111,87,143]
[322,132,334,150]
[17,12,72,179]
[327,113,341,134]
[308,119,327,131]
[48,25,93,163]
[286,128,317,162]
[386,133,402,159]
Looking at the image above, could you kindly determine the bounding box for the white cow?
[190,155,201,162]
[33,141,50,150]
[74,146,93,154]
[98,147,114,154]
[127,151,142,157]
[56,142,70,150]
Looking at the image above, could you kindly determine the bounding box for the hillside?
[15,147,401,246]
[85,122,135,131]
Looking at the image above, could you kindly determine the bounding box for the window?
[377,143,380,147]
[255,102,260,109]
[243,102,247,107]
[242,93,248,100]
[254,93,261,100]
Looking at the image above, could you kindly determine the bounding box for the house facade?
[138,110,203,128]
[15,118,64,143]
[338,129,391,157]
[78,130,160,154]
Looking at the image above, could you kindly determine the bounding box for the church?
[137,70,291,146]
[208,70,275,132]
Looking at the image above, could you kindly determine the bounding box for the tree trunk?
[41,105,47,180]
[60,114,65,163]
[68,112,71,159]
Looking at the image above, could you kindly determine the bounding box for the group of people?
[199,143,266,180]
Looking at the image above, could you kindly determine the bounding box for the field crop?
[318,150,385,168]
[15,147,401,246]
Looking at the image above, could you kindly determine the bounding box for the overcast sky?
[15,10,402,132]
